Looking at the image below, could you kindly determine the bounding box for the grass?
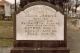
[0,39,13,47]
[0,21,13,38]
[0,21,14,46]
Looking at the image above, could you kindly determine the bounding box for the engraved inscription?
[16,5,64,40]
[22,15,57,36]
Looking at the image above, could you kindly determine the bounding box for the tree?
[20,0,69,8]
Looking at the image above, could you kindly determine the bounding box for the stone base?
[11,47,69,53]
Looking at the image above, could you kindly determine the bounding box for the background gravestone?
[11,1,70,53]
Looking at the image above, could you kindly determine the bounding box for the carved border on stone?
[17,1,64,14]
[13,1,67,47]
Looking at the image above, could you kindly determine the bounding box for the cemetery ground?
[0,21,13,47]
[0,19,80,53]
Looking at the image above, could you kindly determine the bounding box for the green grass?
[0,21,13,38]
[0,39,13,47]
[0,21,14,46]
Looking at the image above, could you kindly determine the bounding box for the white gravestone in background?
[16,5,64,40]
[4,2,11,16]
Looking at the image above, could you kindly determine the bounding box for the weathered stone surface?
[11,47,69,53]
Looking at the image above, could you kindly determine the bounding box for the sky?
[5,0,20,4]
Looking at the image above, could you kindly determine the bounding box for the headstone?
[4,2,11,16]
[11,1,70,53]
